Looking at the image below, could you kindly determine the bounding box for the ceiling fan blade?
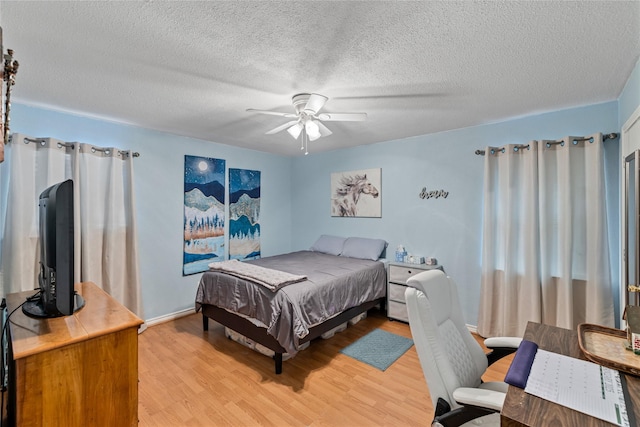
[303,93,328,115]
[265,120,299,135]
[247,108,297,118]
[316,121,333,137]
[317,112,367,122]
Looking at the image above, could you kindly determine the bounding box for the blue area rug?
[340,328,414,371]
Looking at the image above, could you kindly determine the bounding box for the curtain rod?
[474,133,618,156]
[12,136,141,157]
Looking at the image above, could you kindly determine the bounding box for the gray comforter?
[195,251,387,355]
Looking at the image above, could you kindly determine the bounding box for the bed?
[195,235,388,374]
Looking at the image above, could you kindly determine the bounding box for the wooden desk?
[501,322,640,426]
[6,282,143,427]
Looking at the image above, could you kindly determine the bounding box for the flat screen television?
[22,179,85,318]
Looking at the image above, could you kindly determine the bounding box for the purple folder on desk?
[504,339,538,389]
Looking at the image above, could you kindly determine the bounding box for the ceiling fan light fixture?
[287,122,303,139]
[305,120,321,139]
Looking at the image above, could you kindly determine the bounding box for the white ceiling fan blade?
[265,120,299,135]
[303,93,328,115]
[317,112,367,122]
[247,108,297,118]
[316,121,333,137]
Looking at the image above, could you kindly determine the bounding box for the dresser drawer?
[389,265,423,284]
[387,300,409,322]
[388,283,407,303]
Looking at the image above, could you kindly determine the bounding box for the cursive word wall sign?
[419,187,449,199]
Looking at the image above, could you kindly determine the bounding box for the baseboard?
[145,307,196,327]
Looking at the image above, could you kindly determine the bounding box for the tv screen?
[22,179,85,318]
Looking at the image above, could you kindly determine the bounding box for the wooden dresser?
[5,282,143,427]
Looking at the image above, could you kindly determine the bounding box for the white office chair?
[405,270,521,427]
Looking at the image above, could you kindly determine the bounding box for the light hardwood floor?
[138,310,513,427]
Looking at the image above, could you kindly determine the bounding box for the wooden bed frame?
[201,297,385,374]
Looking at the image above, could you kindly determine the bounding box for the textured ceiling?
[1,1,639,156]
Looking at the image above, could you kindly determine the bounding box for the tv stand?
[5,282,143,426]
[21,291,86,318]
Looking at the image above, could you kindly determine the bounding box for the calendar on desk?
[524,349,630,427]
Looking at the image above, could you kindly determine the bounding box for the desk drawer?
[388,283,407,303]
[389,265,423,284]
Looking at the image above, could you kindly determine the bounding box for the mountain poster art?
[183,155,226,275]
[229,168,261,260]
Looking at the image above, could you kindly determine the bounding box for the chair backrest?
[405,269,488,409]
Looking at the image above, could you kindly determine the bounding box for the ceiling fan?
[247,93,367,154]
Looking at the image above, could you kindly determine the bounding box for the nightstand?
[387,262,443,322]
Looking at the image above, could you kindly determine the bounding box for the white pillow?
[340,237,387,261]
[309,235,346,256]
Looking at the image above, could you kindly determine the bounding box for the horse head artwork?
[331,173,380,217]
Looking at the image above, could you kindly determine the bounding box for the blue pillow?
[340,237,387,261]
[310,235,346,256]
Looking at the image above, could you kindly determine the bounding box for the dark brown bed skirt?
[201,297,385,374]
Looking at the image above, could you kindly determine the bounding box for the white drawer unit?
[387,262,443,322]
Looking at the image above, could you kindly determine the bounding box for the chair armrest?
[452,387,505,412]
[431,389,504,427]
[432,405,496,427]
[484,337,522,349]
[484,337,521,365]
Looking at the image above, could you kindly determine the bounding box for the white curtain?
[478,142,541,337]
[478,134,614,337]
[0,134,144,319]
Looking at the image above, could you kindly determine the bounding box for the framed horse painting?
[331,168,381,217]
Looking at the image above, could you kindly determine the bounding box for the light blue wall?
[5,97,635,327]
[291,102,621,327]
[6,104,293,321]
[619,57,640,129]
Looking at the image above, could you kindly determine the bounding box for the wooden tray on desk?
[578,323,640,377]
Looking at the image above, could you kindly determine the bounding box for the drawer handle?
[408,270,412,274]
